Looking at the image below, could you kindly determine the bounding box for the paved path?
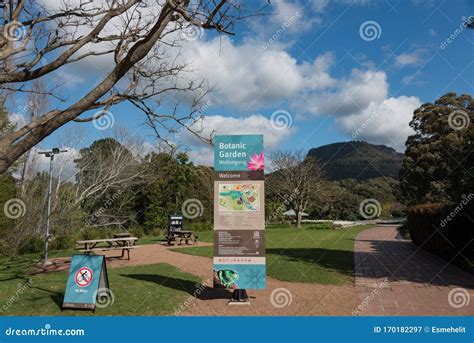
[354,226,474,315]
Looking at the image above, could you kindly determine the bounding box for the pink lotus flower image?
[247,152,264,171]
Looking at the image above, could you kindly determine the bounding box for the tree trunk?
[0,3,175,174]
[295,210,302,228]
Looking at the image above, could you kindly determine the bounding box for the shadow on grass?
[122,274,232,300]
[0,255,41,281]
[266,248,356,277]
[50,293,64,309]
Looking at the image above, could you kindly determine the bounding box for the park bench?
[75,237,139,260]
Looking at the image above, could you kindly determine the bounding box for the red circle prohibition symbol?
[75,267,93,287]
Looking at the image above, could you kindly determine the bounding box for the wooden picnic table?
[166,230,198,246]
[75,237,139,260]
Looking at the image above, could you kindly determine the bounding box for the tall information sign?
[213,135,265,290]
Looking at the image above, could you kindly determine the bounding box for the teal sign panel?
[214,135,264,171]
[63,255,109,310]
[213,264,266,289]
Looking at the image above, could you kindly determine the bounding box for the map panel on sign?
[218,183,260,212]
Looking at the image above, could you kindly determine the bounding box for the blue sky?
[16,0,473,168]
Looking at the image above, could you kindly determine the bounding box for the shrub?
[406,200,474,271]
[187,222,212,232]
[18,235,44,254]
[51,234,76,251]
[397,222,410,239]
[80,227,114,240]
[390,202,407,218]
[128,226,145,238]
[305,223,334,230]
[0,239,11,256]
[148,228,164,237]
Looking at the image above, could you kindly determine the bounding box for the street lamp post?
[38,148,68,265]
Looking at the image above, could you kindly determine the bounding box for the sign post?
[62,254,110,311]
[213,135,265,303]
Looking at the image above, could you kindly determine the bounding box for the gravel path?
[109,243,358,316]
[37,242,358,316]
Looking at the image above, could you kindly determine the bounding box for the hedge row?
[406,200,474,268]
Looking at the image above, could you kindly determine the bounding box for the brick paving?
[354,226,474,315]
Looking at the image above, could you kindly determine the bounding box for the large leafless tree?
[268,150,324,228]
[0,0,266,174]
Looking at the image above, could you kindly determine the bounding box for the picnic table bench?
[75,237,139,260]
[166,230,198,246]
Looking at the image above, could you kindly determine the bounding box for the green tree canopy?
[399,93,473,205]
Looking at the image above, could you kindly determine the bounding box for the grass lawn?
[0,253,200,316]
[172,224,373,285]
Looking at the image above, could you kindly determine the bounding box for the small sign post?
[62,254,110,311]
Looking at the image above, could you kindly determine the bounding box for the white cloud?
[394,49,428,68]
[336,96,421,151]
[401,72,425,85]
[312,0,330,13]
[183,36,304,109]
[8,112,28,129]
[312,0,372,13]
[259,0,320,36]
[21,146,80,183]
[428,28,437,36]
[299,68,389,117]
[395,53,421,67]
[300,52,338,90]
[271,0,303,29]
